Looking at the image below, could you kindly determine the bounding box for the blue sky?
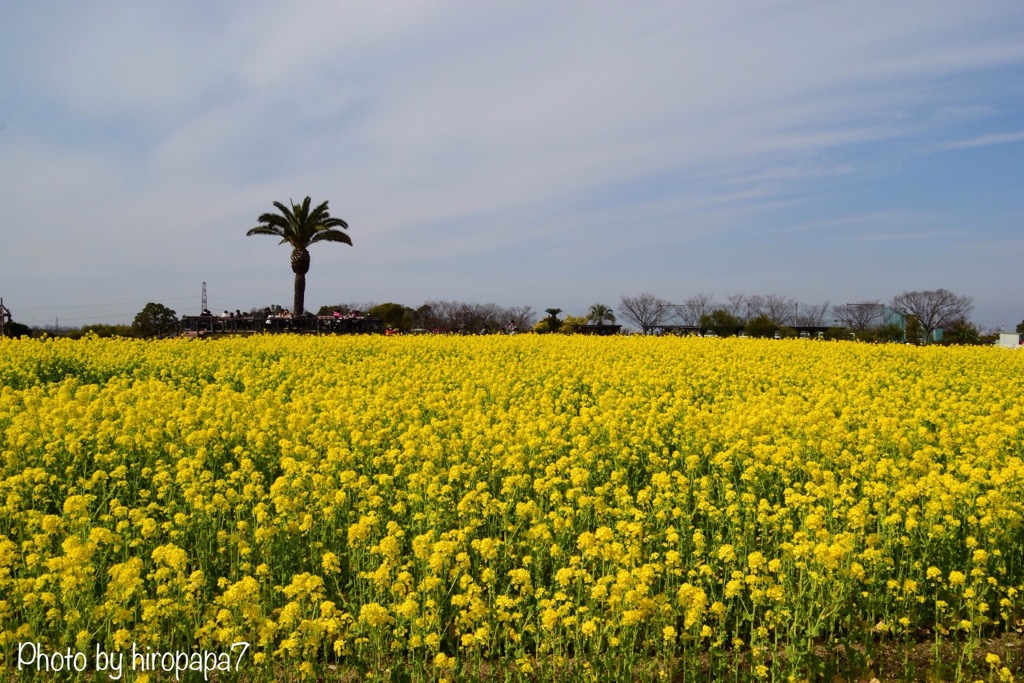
[1,1,1022,329]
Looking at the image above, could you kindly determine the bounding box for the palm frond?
[317,216,349,230]
[308,229,353,246]
[248,196,351,250]
[246,225,285,237]
[308,199,331,220]
[256,213,291,229]
[272,201,294,221]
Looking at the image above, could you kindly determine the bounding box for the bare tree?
[726,294,747,322]
[744,294,766,321]
[469,303,504,331]
[793,301,830,327]
[745,293,796,326]
[411,304,435,329]
[619,293,669,333]
[891,289,974,343]
[764,294,798,326]
[419,300,458,330]
[506,305,535,331]
[833,301,882,331]
[675,293,715,327]
[419,300,535,332]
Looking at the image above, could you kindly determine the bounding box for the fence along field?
[0,334,1022,681]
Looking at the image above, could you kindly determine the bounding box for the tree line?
[1,288,1011,345]
[615,289,988,344]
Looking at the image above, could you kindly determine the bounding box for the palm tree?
[544,308,563,333]
[588,303,615,325]
[246,197,352,317]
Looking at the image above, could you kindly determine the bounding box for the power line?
[207,296,264,307]
[24,312,137,324]
[205,282,289,302]
[18,296,195,313]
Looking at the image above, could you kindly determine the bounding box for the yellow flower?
[359,602,391,628]
[113,629,132,650]
[747,552,765,572]
[321,552,340,574]
[717,544,737,563]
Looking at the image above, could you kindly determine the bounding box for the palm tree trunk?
[293,272,306,317]
[291,247,311,315]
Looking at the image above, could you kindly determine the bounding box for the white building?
[996,333,1023,349]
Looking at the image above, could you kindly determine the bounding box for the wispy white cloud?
[929,130,1024,152]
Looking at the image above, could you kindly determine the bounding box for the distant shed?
[996,333,1023,349]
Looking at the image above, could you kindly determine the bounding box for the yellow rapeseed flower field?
[0,334,1022,681]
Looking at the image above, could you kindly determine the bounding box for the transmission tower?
[0,298,10,337]
[201,282,208,314]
